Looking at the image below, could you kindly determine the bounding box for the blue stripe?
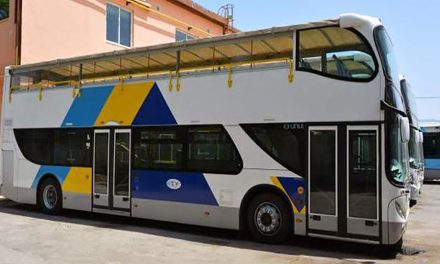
[132,170,218,206]
[61,86,113,127]
[132,84,177,125]
[31,166,71,189]
[425,159,440,170]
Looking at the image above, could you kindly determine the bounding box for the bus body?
[1,13,410,247]
[400,76,424,205]
[422,122,440,181]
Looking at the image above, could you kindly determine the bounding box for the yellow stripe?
[62,167,92,194]
[94,82,154,126]
[270,176,300,214]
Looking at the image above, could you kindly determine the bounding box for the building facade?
[0,0,235,100]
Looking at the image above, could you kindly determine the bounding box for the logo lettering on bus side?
[283,123,304,130]
[166,179,182,190]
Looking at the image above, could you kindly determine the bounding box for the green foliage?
[0,0,9,20]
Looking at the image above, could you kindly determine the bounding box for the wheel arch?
[239,184,292,233]
[36,173,62,205]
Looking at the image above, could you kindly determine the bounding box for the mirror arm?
[381,100,407,117]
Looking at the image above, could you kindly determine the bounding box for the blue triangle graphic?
[133,83,177,125]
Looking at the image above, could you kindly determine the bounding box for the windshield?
[387,112,409,185]
[401,79,419,118]
[409,129,421,169]
[375,27,406,112]
[418,133,425,168]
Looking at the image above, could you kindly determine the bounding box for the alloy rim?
[43,185,57,210]
[254,202,282,236]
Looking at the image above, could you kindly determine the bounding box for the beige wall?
[20,0,226,64]
[0,0,17,98]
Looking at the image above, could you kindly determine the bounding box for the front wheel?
[380,238,403,259]
[246,192,291,244]
[38,178,62,215]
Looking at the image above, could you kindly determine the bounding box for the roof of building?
[168,0,231,28]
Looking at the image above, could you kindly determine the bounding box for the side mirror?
[419,131,424,143]
[400,117,410,143]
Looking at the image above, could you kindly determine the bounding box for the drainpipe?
[14,0,22,65]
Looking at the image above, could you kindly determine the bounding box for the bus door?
[308,126,379,240]
[346,126,379,238]
[308,126,339,233]
[93,129,131,211]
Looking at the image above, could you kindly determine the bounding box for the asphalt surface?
[0,183,439,264]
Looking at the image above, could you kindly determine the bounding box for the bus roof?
[7,13,381,91]
[421,120,440,128]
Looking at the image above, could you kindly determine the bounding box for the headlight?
[395,201,406,219]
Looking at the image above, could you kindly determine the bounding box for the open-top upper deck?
[5,14,382,93]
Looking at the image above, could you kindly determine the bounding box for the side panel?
[3,65,382,236]
[132,198,240,230]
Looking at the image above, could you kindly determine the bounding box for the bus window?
[424,133,440,159]
[14,128,92,167]
[133,128,183,171]
[186,126,242,174]
[133,125,242,174]
[297,27,377,81]
[241,124,305,176]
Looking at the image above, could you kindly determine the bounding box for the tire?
[246,192,291,244]
[410,199,417,208]
[380,238,402,259]
[38,178,62,215]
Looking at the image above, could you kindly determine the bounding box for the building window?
[0,0,9,21]
[176,30,195,42]
[14,128,93,167]
[106,3,132,47]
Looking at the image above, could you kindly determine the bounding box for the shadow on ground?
[423,181,440,185]
[0,198,413,262]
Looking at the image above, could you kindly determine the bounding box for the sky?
[195,0,440,121]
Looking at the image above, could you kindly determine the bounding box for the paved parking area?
[0,183,439,264]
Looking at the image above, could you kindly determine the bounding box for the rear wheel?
[38,178,62,215]
[246,192,291,244]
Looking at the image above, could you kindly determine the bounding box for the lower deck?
[1,122,408,245]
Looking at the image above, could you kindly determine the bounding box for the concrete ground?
[0,184,439,264]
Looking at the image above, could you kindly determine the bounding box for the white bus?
[1,13,410,250]
[400,76,424,206]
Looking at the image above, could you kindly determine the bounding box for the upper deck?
[6,14,382,93]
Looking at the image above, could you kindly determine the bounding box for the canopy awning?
[9,18,338,90]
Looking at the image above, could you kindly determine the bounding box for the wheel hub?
[43,185,57,210]
[255,202,281,235]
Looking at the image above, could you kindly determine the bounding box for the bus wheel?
[380,238,403,259]
[38,178,62,215]
[246,192,291,244]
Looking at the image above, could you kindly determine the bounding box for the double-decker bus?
[400,76,424,206]
[1,13,410,250]
[422,121,440,181]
